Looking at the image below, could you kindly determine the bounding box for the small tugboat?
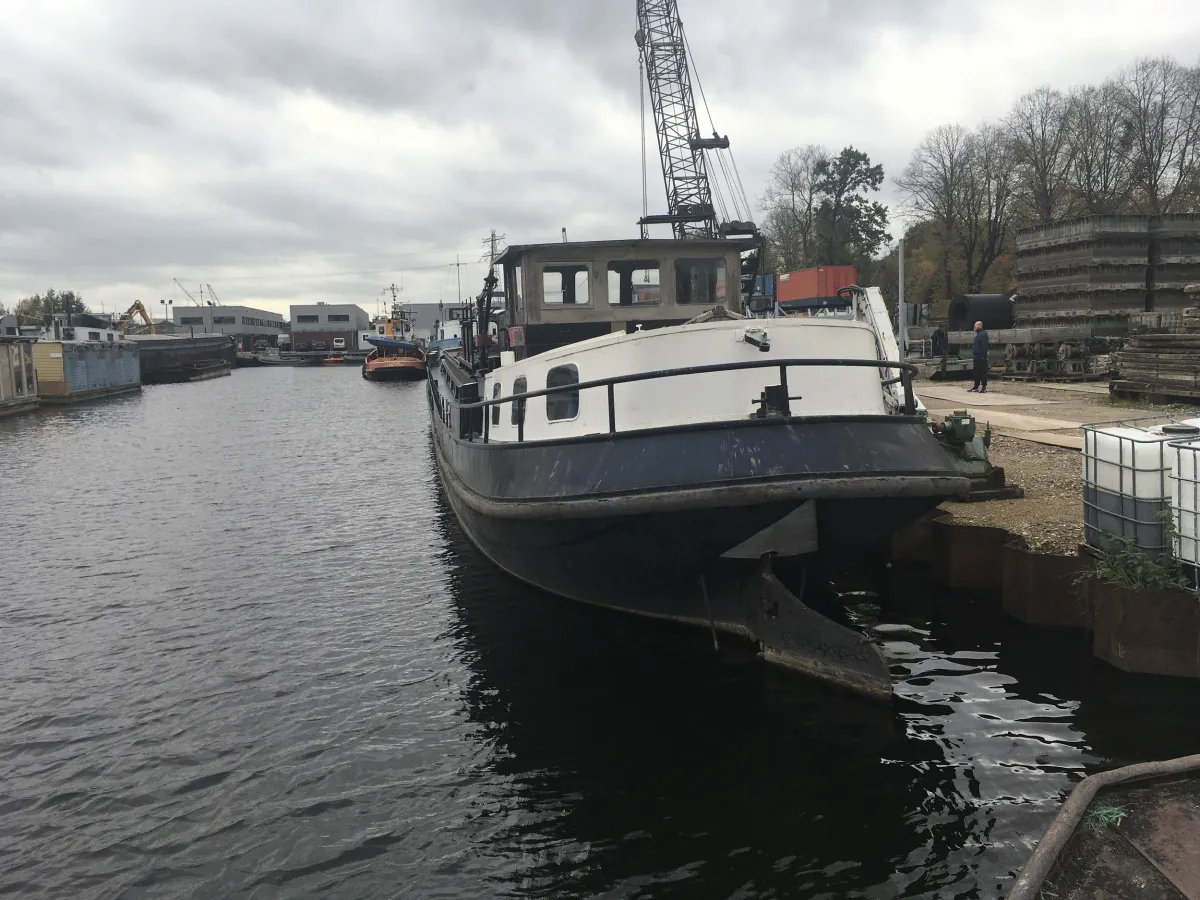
[428,238,980,700]
[362,336,427,381]
[361,298,428,381]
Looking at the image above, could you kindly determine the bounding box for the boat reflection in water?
[433,490,948,897]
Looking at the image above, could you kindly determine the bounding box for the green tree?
[13,289,88,323]
[813,147,891,265]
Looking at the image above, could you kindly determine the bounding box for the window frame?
[541,264,592,307]
[606,259,662,306]
[491,382,502,426]
[674,257,727,306]
[511,376,527,426]
[546,364,580,422]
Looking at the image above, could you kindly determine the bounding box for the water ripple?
[4,369,1200,898]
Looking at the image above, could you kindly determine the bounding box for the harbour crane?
[173,278,200,305]
[635,0,755,240]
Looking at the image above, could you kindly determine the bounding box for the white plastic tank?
[1170,438,1200,569]
[1082,418,1200,553]
[1082,425,1195,498]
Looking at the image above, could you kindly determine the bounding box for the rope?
[682,26,753,228]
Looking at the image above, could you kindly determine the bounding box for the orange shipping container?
[776,266,858,303]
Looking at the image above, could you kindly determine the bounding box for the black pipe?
[947,293,1014,331]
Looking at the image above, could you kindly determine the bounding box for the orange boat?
[321,355,345,365]
[361,338,427,381]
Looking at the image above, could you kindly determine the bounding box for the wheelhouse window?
[675,258,726,305]
[607,261,661,306]
[511,376,527,426]
[506,264,523,318]
[546,365,579,421]
[542,265,590,305]
[491,382,501,426]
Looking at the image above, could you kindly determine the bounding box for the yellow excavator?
[118,300,156,334]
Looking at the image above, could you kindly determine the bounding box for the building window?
[88,331,101,341]
[327,314,350,322]
[546,365,579,421]
[607,261,660,306]
[297,315,319,323]
[511,376,527,426]
[180,316,203,325]
[542,265,590,305]
[675,258,726,305]
[212,316,235,324]
[491,382,501,426]
[107,333,113,342]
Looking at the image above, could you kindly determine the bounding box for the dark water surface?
[4,367,1200,899]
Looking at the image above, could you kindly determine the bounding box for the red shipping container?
[775,266,858,303]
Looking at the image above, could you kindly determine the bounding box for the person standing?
[969,320,989,393]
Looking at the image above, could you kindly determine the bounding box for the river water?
[3,367,1200,899]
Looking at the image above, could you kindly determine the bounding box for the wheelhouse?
[494,238,755,360]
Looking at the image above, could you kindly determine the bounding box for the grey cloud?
[1,0,1197,314]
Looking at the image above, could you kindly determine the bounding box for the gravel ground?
[940,434,1084,554]
[925,380,1200,555]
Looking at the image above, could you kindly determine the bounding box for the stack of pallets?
[1112,332,1200,400]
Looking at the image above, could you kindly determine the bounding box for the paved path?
[918,383,1086,450]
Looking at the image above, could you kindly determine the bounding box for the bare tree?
[958,124,1017,292]
[1007,86,1074,225]
[759,144,829,271]
[1115,57,1200,214]
[895,123,972,300]
[1065,81,1134,215]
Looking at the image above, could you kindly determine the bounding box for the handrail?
[455,358,915,410]
[433,357,919,443]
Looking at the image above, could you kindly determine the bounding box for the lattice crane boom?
[635,0,755,239]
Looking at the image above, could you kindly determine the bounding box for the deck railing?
[432,357,918,444]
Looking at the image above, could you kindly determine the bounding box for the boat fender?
[742,326,770,352]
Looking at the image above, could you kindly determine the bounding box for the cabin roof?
[495,237,758,267]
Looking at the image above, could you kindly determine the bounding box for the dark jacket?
[972,329,989,357]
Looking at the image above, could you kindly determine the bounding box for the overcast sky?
[3,0,1199,319]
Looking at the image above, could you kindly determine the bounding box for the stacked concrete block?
[1015,217,1149,324]
[1150,215,1200,311]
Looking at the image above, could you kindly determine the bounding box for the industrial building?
[288,303,371,351]
[172,305,286,340]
